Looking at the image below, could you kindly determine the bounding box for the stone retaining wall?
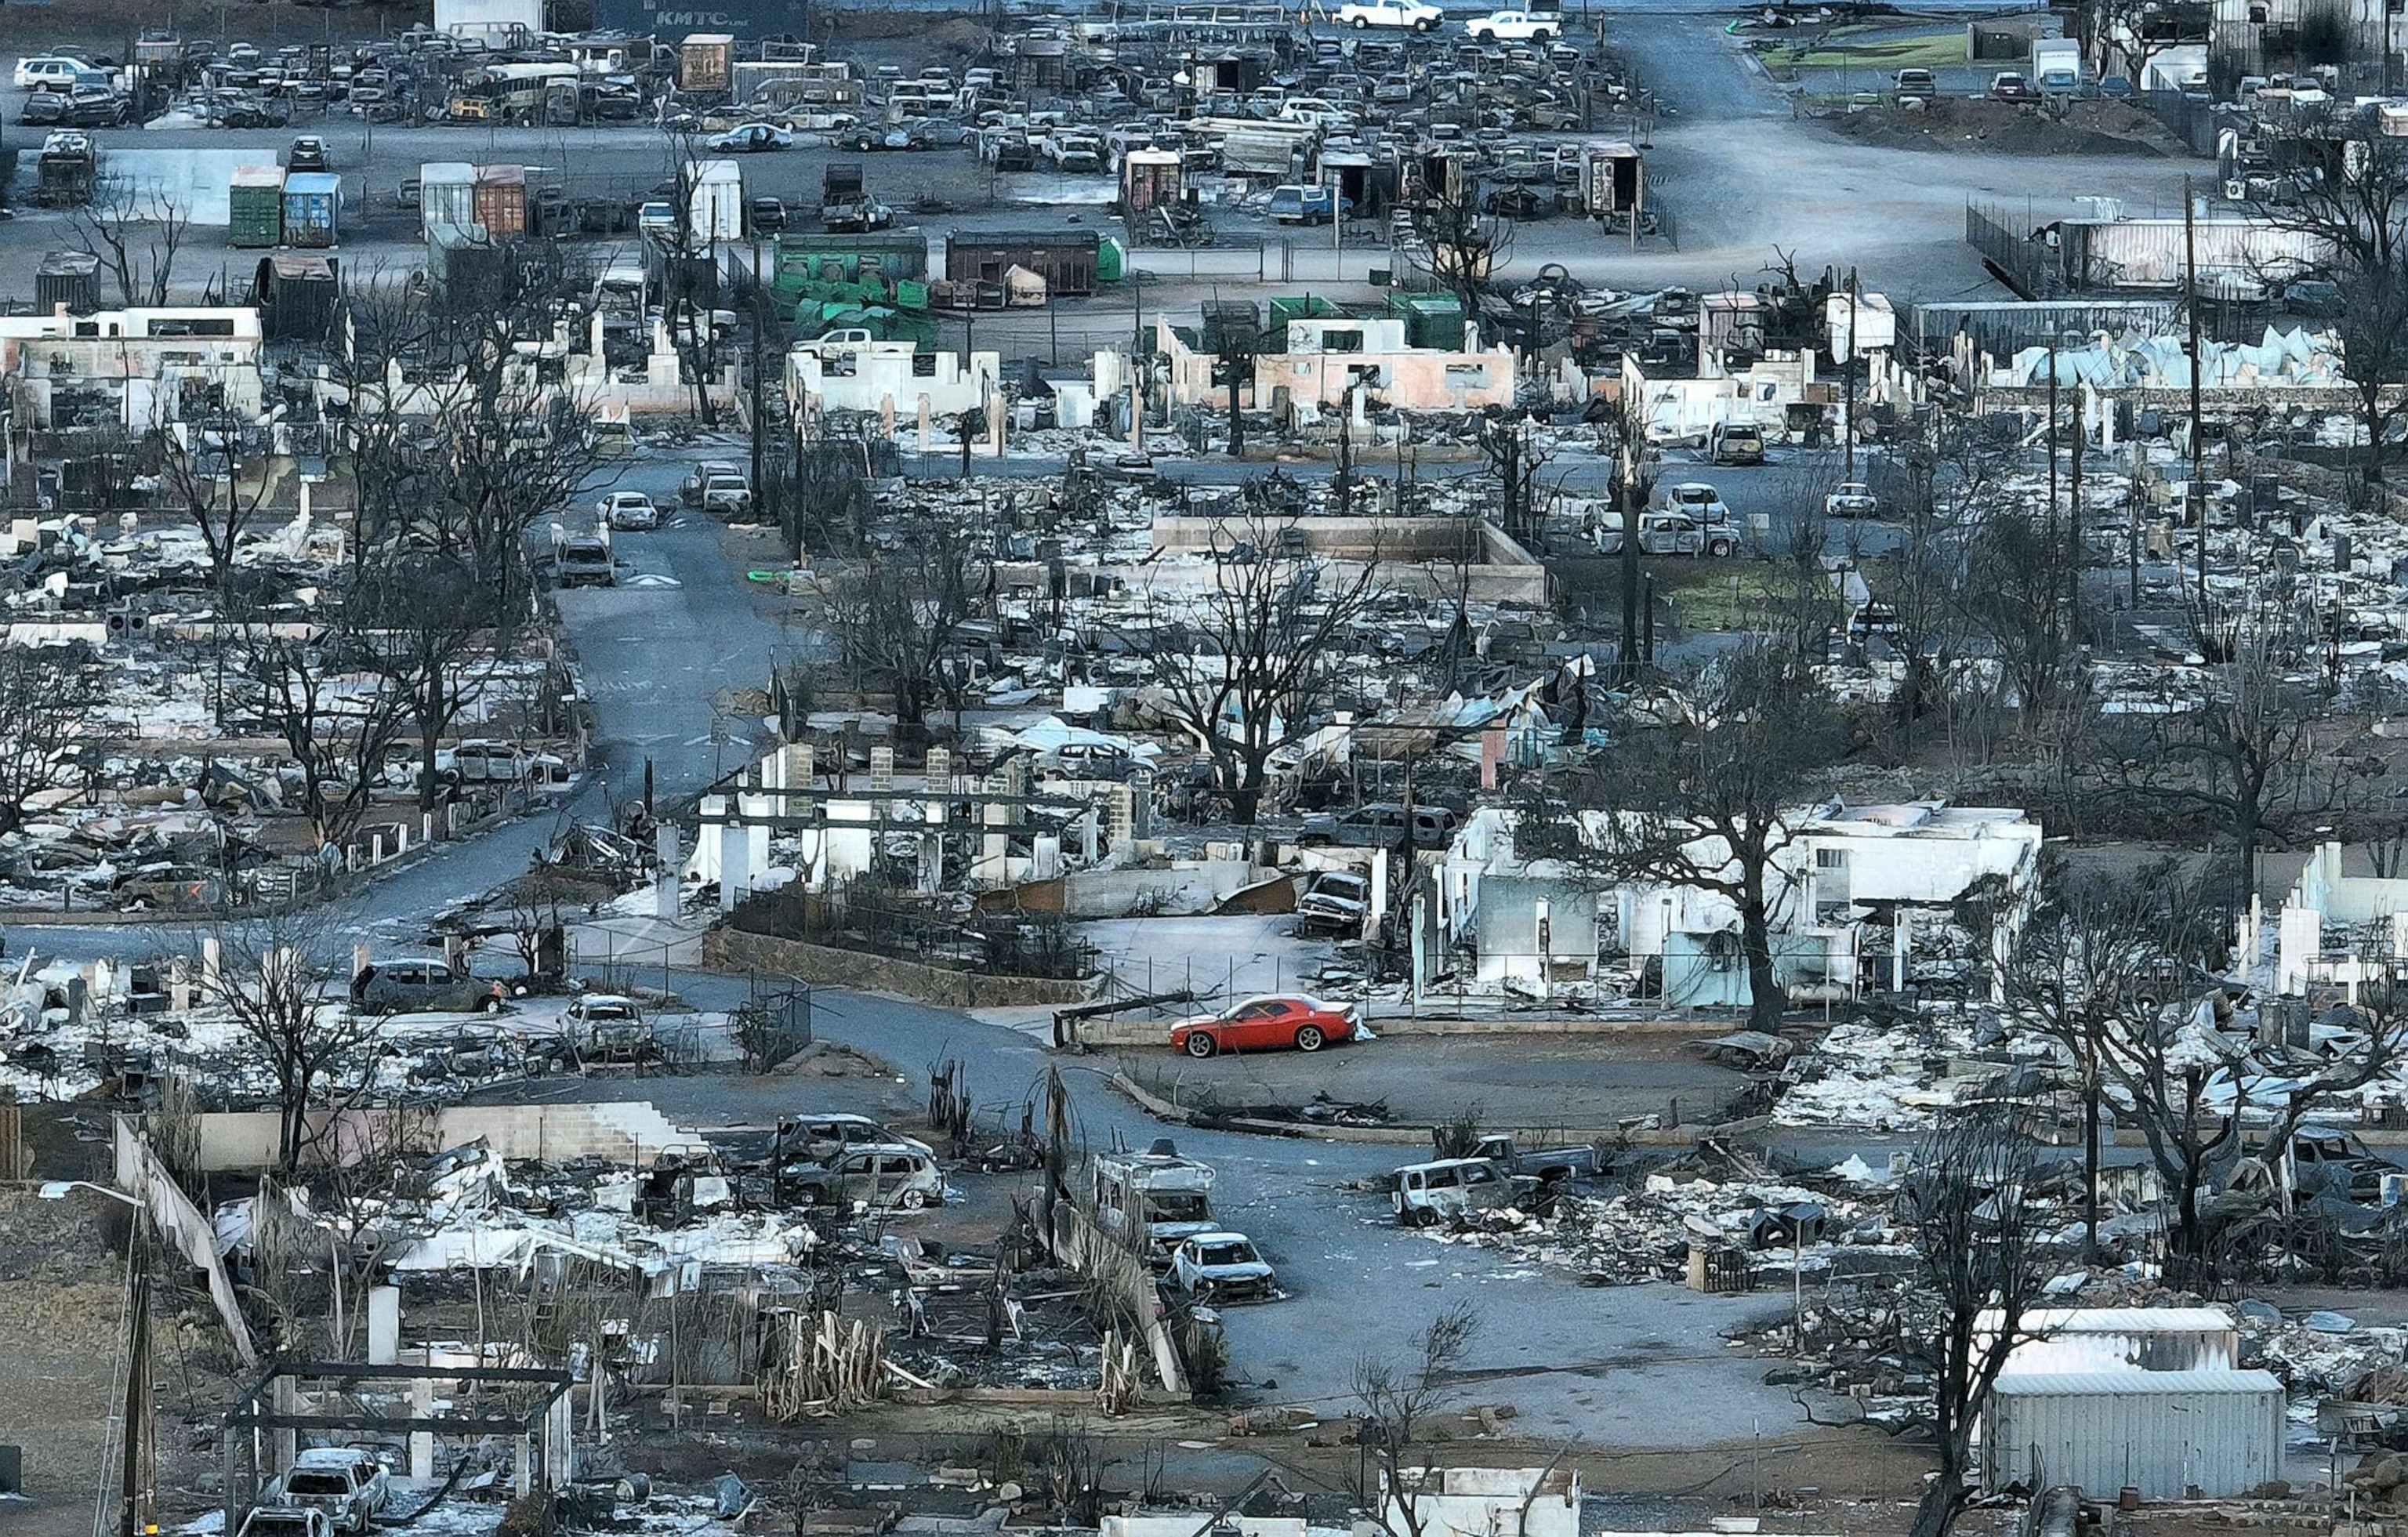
[705,926,1090,1010]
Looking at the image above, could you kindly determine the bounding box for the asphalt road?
[505,979,1811,1448]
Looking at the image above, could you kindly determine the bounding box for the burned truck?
[1091,1138,1217,1268]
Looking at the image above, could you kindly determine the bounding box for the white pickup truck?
[1335,0,1442,30]
[1466,9,1561,40]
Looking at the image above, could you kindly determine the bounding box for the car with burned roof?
[350,959,505,1016]
[774,1113,935,1165]
[1296,870,1371,937]
[237,1509,334,1537]
[1392,1156,1536,1224]
[561,994,656,1061]
[1599,509,1745,558]
[1170,1232,1278,1300]
[262,1449,390,1536]
[553,527,615,587]
[1299,802,1457,848]
[779,1146,948,1210]
[112,862,224,912]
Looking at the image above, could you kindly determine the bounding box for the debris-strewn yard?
[0,1184,235,1537]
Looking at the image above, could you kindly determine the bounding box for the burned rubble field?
[42,0,2408,1525]
[1817,100,2186,157]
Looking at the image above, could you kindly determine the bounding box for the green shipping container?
[229,166,285,249]
[1268,294,1344,327]
[1390,292,1466,350]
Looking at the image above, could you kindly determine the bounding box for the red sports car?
[1170,995,1362,1057]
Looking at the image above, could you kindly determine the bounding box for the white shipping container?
[688,159,744,245]
[1982,1369,2283,1498]
[2064,216,2331,288]
[420,161,479,241]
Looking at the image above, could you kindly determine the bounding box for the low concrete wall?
[705,926,1090,1009]
[1061,1010,1731,1049]
[1065,861,1268,919]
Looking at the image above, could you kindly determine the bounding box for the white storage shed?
[1982,1369,2284,1498]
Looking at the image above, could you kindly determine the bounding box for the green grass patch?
[1776,28,1969,71]
[1653,565,1787,633]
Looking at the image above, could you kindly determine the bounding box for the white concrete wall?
[174,1102,706,1173]
[790,343,1000,418]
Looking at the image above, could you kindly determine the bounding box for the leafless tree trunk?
[180,915,378,1173]
[1901,1107,2049,1537]
[1124,515,1388,823]
[71,179,192,308]
[1348,1302,1481,1537]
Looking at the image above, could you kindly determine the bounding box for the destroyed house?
[2210,0,2385,77]
[1382,1466,1580,1537]
[788,339,1001,419]
[0,305,265,432]
[1153,310,1517,419]
[1440,802,2043,1000]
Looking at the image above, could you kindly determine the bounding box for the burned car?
[1170,1231,1278,1300]
[773,1112,935,1164]
[350,959,505,1016]
[553,993,657,1063]
[779,1146,948,1210]
[261,1449,390,1536]
[1391,1156,1536,1225]
[1296,869,1371,937]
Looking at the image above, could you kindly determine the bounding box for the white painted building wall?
[789,342,1000,418]
[1383,1468,1579,1537]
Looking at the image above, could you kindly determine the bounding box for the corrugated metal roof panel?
[1991,1368,2282,1396]
[1979,1307,2236,1334]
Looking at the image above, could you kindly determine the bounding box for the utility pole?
[749,238,767,527]
[2045,342,2059,546]
[2127,433,2142,609]
[118,1211,153,1537]
[1617,379,1644,684]
[2069,386,2087,633]
[2185,174,2207,610]
[1842,266,1860,484]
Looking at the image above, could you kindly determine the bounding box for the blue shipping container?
[281,172,341,248]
